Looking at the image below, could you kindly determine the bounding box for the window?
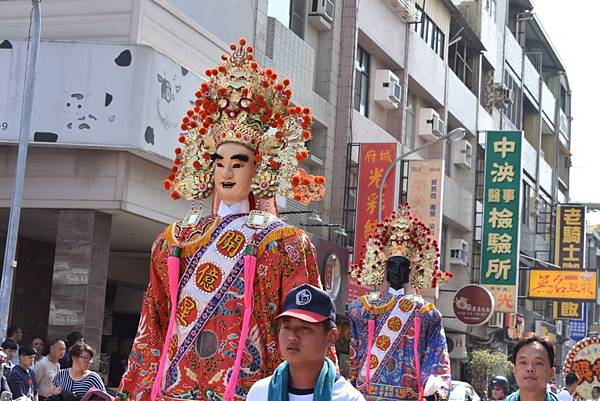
[290,0,306,39]
[485,0,497,21]
[354,46,370,117]
[414,4,445,60]
[433,27,445,60]
[503,68,522,129]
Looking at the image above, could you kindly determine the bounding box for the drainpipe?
[499,2,510,130]
[400,16,411,150]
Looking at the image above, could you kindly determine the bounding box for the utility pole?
[0,0,42,337]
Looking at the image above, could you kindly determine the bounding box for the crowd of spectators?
[0,326,112,401]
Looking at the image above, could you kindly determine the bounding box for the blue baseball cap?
[276,284,336,323]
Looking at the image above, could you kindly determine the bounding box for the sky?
[534,1,600,224]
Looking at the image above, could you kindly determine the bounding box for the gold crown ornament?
[351,204,452,290]
[163,38,326,204]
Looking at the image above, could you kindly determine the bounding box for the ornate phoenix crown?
[163,38,325,204]
[351,204,452,289]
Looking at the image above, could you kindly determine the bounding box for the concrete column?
[47,210,111,357]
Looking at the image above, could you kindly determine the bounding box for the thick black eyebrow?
[231,154,250,162]
[211,153,249,162]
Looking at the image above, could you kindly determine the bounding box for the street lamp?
[376,127,466,222]
[300,223,348,238]
[280,210,324,225]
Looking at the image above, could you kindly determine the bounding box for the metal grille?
[342,143,361,252]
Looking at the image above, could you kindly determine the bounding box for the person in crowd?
[7,344,38,401]
[247,284,364,401]
[5,326,23,366]
[108,339,130,388]
[52,343,105,397]
[0,348,10,393]
[59,332,84,370]
[32,338,45,363]
[506,333,558,401]
[491,376,510,401]
[548,380,559,395]
[590,387,600,401]
[557,373,579,401]
[34,339,66,400]
[1,339,18,370]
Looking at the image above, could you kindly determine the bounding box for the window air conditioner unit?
[374,70,401,110]
[385,0,420,23]
[418,108,445,141]
[488,312,503,328]
[308,0,334,31]
[449,239,468,266]
[453,139,473,169]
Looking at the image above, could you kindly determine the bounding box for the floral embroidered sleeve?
[118,232,170,401]
[348,299,364,384]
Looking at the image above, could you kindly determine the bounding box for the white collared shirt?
[388,287,405,297]
[217,199,250,217]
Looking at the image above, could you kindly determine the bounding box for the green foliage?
[467,349,513,398]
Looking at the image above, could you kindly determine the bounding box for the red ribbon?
[151,251,181,401]
[223,252,257,400]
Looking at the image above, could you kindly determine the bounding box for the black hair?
[592,386,600,393]
[511,332,555,368]
[565,373,579,386]
[1,339,17,350]
[19,344,35,357]
[66,331,83,348]
[6,325,22,338]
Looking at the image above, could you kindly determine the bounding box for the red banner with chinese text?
[347,143,397,303]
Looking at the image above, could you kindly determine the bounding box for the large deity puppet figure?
[118,38,331,401]
[348,206,452,401]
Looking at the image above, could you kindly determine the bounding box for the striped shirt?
[52,368,105,397]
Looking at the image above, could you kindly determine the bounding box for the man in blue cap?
[247,284,364,401]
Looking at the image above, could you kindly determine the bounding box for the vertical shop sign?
[407,159,444,299]
[480,131,523,313]
[554,205,587,319]
[407,159,444,248]
[569,303,588,341]
[347,143,397,303]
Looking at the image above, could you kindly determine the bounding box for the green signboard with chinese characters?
[480,131,523,313]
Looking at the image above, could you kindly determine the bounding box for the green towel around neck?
[267,357,336,401]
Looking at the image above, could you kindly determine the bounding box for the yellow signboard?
[529,269,597,301]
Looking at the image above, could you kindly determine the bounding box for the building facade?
[332,0,577,380]
[0,0,589,387]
